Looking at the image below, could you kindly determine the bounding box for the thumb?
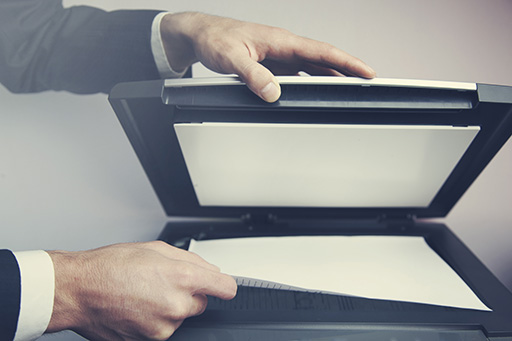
[235,59,281,103]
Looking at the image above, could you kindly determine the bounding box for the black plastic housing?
[108,77,512,339]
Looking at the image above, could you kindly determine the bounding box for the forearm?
[44,8,162,94]
[159,12,201,73]
[45,251,83,334]
[0,1,161,94]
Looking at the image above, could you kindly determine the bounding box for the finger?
[189,294,209,317]
[168,249,221,272]
[262,59,345,77]
[260,59,302,75]
[168,294,208,319]
[300,63,346,77]
[167,320,184,335]
[192,269,238,300]
[267,34,376,78]
[231,54,281,103]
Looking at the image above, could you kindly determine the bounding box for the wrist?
[160,12,201,72]
[45,250,86,333]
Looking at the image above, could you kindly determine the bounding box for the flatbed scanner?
[109,77,512,340]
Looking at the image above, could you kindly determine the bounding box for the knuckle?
[196,296,208,316]
[269,25,290,37]
[167,298,191,320]
[176,262,199,289]
[146,240,168,250]
[143,324,175,341]
[188,251,215,269]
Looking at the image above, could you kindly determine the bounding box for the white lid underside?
[175,123,480,208]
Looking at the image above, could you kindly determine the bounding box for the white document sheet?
[189,235,490,311]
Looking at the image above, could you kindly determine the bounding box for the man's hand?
[160,12,376,103]
[46,241,237,340]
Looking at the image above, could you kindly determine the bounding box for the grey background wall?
[0,1,510,340]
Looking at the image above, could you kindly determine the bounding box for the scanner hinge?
[241,213,278,230]
[379,214,416,231]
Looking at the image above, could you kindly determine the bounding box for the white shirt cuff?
[12,251,55,341]
[151,12,188,79]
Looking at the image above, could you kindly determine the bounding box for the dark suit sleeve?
[0,250,21,341]
[0,0,162,94]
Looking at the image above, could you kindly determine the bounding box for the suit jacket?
[0,0,162,94]
[0,250,21,340]
[0,1,188,339]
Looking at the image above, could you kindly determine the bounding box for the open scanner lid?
[109,76,512,220]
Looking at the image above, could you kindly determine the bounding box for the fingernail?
[365,64,376,77]
[260,81,281,102]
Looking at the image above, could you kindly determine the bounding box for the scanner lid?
[109,76,512,220]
